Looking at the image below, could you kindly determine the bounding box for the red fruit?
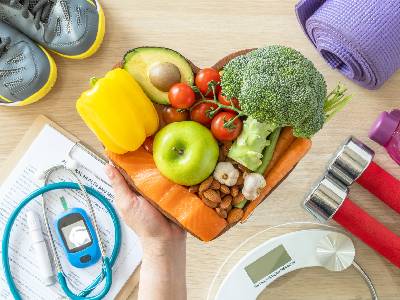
[211,112,242,142]
[218,90,240,112]
[168,83,196,109]
[195,68,221,97]
[161,106,189,124]
[190,102,218,126]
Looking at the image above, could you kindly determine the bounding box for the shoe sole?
[0,45,57,107]
[52,0,106,60]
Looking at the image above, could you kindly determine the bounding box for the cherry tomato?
[195,68,221,96]
[168,83,196,109]
[161,106,189,124]
[143,136,154,153]
[190,102,218,126]
[211,112,243,142]
[218,90,240,112]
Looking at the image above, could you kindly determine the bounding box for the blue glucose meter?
[55,208,101,268]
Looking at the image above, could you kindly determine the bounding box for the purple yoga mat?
[296,0,400,89]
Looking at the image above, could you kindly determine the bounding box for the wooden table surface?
[1,0,399,299]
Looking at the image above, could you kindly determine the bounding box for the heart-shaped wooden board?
[108,49,308,241]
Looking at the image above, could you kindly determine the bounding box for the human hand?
[106,164,187,300]
[105,164,186,244]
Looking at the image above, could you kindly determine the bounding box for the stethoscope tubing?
[1,182,122,300]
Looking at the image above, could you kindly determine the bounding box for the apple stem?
[172,146,184,155]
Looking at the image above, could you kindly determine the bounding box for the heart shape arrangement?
[77,46,350,241]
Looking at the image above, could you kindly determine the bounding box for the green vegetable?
[324,84,352,122]
[234,199,248,209]
[256,127,281,174]
[221,45,350,138]
[223,46,351,171]
[228,117,276,171]
[220,55,250,99]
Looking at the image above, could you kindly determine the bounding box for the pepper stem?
[90,77,99,87]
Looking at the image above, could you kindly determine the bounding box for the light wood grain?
[1,0,399,299]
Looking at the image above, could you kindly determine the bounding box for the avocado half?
[123,47,194,105]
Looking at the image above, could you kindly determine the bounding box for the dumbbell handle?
[333,198,400,268]
[357,161,400,214]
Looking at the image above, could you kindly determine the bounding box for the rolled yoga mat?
[296,0,400,89]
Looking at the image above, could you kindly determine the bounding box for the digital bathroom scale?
[207,222,399,300]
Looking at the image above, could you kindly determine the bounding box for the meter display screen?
[59,213,93,252]
[244,244,292,284]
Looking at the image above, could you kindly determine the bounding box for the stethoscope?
[1,143,122,300]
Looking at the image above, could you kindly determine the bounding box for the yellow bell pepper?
[76,68,159,154]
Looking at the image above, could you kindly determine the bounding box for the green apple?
[153,121,219,186]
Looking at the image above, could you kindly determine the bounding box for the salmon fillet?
[107,147,228,241]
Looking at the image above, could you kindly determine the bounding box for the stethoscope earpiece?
[65,157,80,171]
[35,168,49,182]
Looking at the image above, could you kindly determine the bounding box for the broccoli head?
[221,45,327,138]
[220,54,250,100]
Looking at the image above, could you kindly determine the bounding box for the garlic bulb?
[242,173,266,200]
[213,162,239,186]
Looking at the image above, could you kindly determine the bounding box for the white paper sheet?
[0,124,142,299]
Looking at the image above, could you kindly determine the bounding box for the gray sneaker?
[0,0,105,59]
[0,20,57,106]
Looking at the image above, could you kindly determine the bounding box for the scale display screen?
[244,244,292,284]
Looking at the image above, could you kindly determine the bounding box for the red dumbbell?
[327,136,400,214]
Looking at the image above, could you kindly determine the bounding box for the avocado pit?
[149,62,181,92]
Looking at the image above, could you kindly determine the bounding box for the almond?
[188,185,199,193]
[210,180,221,190]
[201,196,218,208]
[215,207,228,219]
[220,184,230,194]
[232,193,245,205]
[220,195,233,210]
[227,208,244,224]
[199,176,213,193]
[203,189,221,203]
[231,186,239,197]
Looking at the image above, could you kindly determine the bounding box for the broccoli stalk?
[228,117,277,171]
[234,199,248,209]
[256,127,281,174]
[324,84,352,122]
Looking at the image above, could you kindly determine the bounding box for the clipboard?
[0,115,81,184]
[0,115,140,299]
